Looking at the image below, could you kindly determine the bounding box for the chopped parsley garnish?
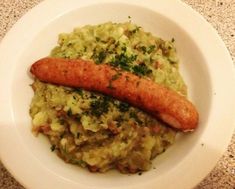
[90,96,110,117]
[118,102,130,112]
[76,114,81,122]
[110,53,137,71]
[116,115,124,127]
[60,133,65,139]
[130,27,141,35]
[107,73,122,90]
[90,93,97,99]
[70,159,86,166]
[94,51,106,64]
[121,46,127,52]
[114,41,120,48]
[132,63,152,76]
[95,37,101,41]
[124,27,141,37]
[138,45,155,54]
[107,72,122,90]
[130,111,143,124]
[111,72,122,81]
[67,108,73,116]
[59,119,65,125]
[136,81,141,87]
[147,45,155,53]
[75,88,83,97]
[50,144,56,152]
[140,46,147,54]
[107,81,115,90]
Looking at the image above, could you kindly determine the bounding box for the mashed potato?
[30,22,187,173]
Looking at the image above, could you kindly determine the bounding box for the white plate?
[0,0,235,189]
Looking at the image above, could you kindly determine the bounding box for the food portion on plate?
[29,22,198,173]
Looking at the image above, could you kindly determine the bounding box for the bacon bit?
[143,127,150,132]
[116,163,125,172]
[108,121,120,134]
[32,126,40,134]
[47,118,52,124]
[68,146,76,153]
[129,121,138,130]
[38,124,51,134]
[56,110,67,117]
[153,61,160,69]
[150,124,161,133]
[88,165,99,172]
[116,163,129,173]
[128,165,139,173]
[116,163,139,174]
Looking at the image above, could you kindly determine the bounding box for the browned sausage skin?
[30,57,199,131]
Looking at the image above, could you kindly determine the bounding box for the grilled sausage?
[30,57,199,131]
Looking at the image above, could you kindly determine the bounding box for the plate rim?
[0,0,235,189]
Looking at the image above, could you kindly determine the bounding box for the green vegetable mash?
[30,22,187,173]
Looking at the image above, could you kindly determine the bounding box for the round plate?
[0,0,235,189]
